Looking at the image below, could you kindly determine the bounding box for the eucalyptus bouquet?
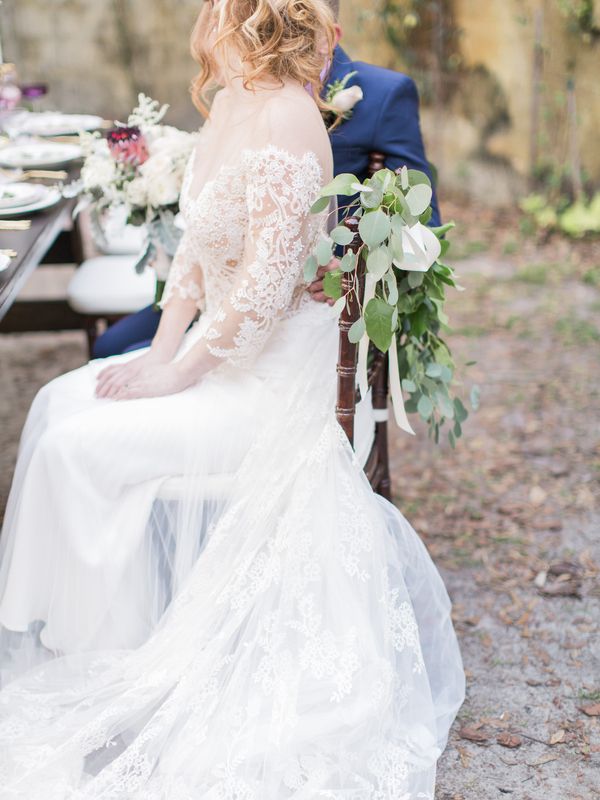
[78,94,198,298]
[306,166,475,445]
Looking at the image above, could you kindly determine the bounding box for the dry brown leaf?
[459,725,489,744]
[457,746,471,768]
[497,732,522,749]
[549,729,566,745]
[579,703,600,717]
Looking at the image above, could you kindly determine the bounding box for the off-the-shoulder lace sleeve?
[160,225,205,311]
[199,147,324,367]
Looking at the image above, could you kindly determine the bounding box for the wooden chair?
[336,151,392,501]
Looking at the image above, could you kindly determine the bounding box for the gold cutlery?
[22,169,69,180]
[0,220,31,231]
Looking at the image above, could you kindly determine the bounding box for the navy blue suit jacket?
[328,46,441,227]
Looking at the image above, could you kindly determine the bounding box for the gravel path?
[0,202,598,798]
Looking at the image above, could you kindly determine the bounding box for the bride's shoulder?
[253,88,331,170]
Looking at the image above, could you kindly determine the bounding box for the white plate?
[6,112,104,137]
[0,142,83,169]
[0,182,44,209]
[0,186,62,218]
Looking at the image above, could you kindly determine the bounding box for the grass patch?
[555,317,600,346]
[513,264,550,285]
[579,688,600,702]
[583,267,600,286]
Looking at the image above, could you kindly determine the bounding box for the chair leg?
[372,354,392,501]
[83,316,99,359]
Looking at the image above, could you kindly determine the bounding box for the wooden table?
[0,174,84,332]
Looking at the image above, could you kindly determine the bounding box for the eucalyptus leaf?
[419,207,433,225]
[340,251,357,272]
[407,271,424,289]
[435,391,455,419]
[364,297,394,352]
[330,226,355,246]
[310,195,330,214]
[348,317,366,344]
[407,169,431,187]
[316,238,334,267]
[359,210,391,249]
[448,430,456,449]
[361,183,384,209]
[304,255,318,282]
[417,395,433,420]
[400,165,409,191]
[320,173,360,197]
[385,271,399,305]
[430,222,456,237]
[323,269,343,300]
[425,363,443,378]
[402,379,417,393]
[406,184,433,216]
[390,231,404,263]
[366,246,392,280]
[470,385,481,411]
[454,397,469,423]
[331,296,346,317]
[440,365,453,384]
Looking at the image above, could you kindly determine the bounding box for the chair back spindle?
[335,152,392,500]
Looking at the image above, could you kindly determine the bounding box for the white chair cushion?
[67,256,156,315]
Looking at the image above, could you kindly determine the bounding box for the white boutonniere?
[323,71,363,128]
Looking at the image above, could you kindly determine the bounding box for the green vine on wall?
[557,0,600,41]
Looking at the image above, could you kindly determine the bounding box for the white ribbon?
[357,274,414,436]
[357,274,376,403]
[389,332,415,435]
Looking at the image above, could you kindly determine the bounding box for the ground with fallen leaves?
[0,199,598,798]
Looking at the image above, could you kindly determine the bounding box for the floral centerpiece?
[307,167,477,446]
[78,94,198,303]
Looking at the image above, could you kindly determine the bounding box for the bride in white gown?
[0,1,464,797]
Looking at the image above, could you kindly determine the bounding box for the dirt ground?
[0,199,599,799]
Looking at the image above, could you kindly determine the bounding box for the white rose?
[141,152,181,207]
[125,177,149,208]
[81,154,116,191]
[331,85,363,114]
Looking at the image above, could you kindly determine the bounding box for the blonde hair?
[191,0,336,116]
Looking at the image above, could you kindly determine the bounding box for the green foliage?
[520,192,600,238]
[308,164,475,446]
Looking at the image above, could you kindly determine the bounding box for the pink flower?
[107,126,149,166]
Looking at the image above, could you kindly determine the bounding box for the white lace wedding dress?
[0,121,465,798]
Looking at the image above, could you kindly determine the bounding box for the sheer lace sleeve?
[199,146,324,367]
[160,221,205,311]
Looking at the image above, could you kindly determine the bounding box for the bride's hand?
[97,359,194,401]
[96,351,171,399]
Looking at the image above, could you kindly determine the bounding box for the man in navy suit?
[92,3,439,358]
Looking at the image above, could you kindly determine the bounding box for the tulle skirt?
[0,302,465,799]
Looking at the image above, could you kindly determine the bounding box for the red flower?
[107,126,149,166]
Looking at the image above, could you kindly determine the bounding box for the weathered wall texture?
[4,0,600,204]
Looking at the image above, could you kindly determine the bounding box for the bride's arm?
[174,148,323,386]
[95,227,204,398]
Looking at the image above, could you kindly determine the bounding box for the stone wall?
[4,0,600,204]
